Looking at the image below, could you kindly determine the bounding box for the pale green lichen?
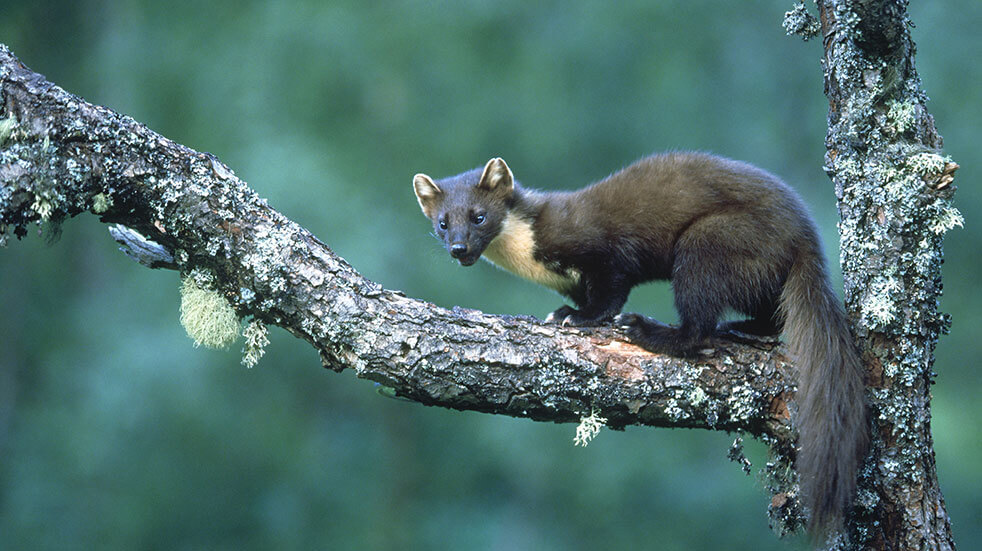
[905,152,947,175]
[727,437,753,475]
[31,190,57,221]
[179,270,240,349]
[725,385,759,423]
[860,275,902,328]
[664,397,685,421]
[689,386,707,407]
[241,319,270,368]
[783,2,820,40]
[0,116,16,145]
[841,93,877,143]
[886,100,917,134]
[91,192,112,214]
[880,164,910,195]
[928,205,963,235]
[835,157,866,195]
[573,407,606,447]
[862,296,895,327]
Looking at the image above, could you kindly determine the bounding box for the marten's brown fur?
[413,152,868,538]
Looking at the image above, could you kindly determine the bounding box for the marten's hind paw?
[614,313,704,356]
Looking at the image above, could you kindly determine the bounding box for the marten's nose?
[450,243,468,258]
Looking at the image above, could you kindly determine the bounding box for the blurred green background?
[1,1,978,549]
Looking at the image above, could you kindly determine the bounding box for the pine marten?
[412,151,868,538]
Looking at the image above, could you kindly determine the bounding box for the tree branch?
[0,40,798,490]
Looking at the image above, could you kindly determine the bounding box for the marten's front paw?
[560,313,602,327]
[547,306,613,327]
[545,305,578,324]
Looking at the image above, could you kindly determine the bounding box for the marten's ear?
[477,157,514,193]
[413,173,443,218]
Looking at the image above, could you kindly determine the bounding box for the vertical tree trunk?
[815,1,958,549]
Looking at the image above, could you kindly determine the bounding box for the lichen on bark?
[0,41,797,487]
[815,1,957,548]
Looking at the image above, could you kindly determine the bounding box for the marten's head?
[413,158,515,266]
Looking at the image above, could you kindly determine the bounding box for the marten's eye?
[438,220,448,230]
[472,213,486,225]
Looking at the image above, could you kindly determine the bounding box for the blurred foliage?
[1,1,979,549]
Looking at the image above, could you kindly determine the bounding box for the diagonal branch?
[0,41,799,518]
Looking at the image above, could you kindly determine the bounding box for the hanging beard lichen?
[179,273,240,349]
[241,319,269,368]
[573,407,607,447]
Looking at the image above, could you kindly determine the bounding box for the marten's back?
[531,152,819,284]
[590,152,808,231]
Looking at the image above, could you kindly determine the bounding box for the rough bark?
[0,0,959,542]
[0,41,800,501]
[791,1,958,549]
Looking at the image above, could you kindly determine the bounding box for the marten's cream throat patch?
[482,213,580,293]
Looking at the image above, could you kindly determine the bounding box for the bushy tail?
[779,250,869,540]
